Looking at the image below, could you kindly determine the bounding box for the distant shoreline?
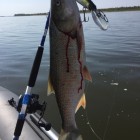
[101,6,140,12]
[12,6,140,17]
[14,13,49,17]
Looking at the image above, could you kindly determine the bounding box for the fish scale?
[50,20,85,130]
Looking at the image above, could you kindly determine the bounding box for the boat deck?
[0,86,58,140]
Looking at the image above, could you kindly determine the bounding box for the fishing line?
[84,69,119,140]
[102,88,117,140]
[102,71,120,140]
[83,81,102,140]
[85,110,102,140]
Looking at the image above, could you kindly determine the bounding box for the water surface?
[0,11,140,140]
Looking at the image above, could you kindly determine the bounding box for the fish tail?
[59,129,83,140]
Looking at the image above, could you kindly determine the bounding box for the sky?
[0,0,140,16]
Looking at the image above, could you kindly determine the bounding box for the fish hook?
[82,7,89,22]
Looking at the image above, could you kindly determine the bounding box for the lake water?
[0,11,140,140]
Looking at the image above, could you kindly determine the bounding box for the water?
[0,11,140,140]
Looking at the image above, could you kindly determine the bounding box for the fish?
[48,0,92,139]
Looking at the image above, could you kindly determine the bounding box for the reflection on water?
[0,11,140,140]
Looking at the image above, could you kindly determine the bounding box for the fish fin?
[75,94,86,113]
[83,66,92,82]
[47,75,55,96]
[59,129,83,140]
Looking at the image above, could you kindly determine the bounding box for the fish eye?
[56,0,61,6]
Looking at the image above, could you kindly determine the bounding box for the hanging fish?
[48,0,92,139]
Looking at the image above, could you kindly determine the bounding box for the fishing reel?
[8,95,52,131]
[16,94,47,114]
[16,94,52,131]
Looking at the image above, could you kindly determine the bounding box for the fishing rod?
[13,12,50,140]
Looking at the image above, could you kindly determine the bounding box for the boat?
[0,86,59,140]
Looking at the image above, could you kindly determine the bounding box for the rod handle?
[28,46,44,87]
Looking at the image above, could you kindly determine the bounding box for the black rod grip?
[14,118,25,137]
[28,46,44,87]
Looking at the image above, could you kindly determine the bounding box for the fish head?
[51,0,80,36]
